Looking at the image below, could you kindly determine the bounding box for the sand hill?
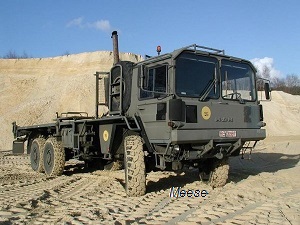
[0,51,143,150]
[262,91,300,137]
[0,52,299,150]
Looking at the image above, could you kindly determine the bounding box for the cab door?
[137,64,171,142]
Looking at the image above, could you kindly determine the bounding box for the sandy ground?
[0,136,299,224]
[0,52,299,224]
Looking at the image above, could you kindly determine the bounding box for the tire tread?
[44,137,65,177]
[124,135,146,197]
[30,137,46,172]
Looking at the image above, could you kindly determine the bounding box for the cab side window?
[140,65,168,99]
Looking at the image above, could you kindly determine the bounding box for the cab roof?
[136,44,253,67]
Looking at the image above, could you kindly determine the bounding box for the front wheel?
[199,158,229,188]
[43,137,65,177]
[124,135,146,197]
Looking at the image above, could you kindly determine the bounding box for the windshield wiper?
[199,78,217,101]
[199,68,218,101]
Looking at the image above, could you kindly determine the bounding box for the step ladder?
[241,141,257,159]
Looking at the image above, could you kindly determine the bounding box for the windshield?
[221,60,256,101]
[175,52,219,99]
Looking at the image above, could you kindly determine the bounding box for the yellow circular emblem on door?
[201,106,211,120]
[103,130,109,142]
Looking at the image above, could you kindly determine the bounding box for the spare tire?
[110,61,134,114]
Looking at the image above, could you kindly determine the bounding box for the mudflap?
[12,140,25,154]
[99,124,117,157]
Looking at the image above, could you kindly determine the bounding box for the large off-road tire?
[124,135,146,197]
[199,158,229,188]
[30,137,46,172]
[43,137,65,177]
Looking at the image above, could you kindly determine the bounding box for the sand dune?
[0,51,142,150]
[261,91,300,137]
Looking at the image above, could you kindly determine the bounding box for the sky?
[1,0,299,78]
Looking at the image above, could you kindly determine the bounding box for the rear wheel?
[30,138,46,172]
[43,137,65,177]
[124,135,146,197]
[199,158,229,188]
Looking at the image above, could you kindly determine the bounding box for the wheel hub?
[46,149,52,166]
[32,149,38,163]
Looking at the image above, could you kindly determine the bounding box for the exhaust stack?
[111,31,120,65]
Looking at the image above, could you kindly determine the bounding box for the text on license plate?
[219,130,237,138]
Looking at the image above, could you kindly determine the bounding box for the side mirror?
[140,65,149,89]
[264,82,271,100]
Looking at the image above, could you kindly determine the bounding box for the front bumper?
[171,128,266,144]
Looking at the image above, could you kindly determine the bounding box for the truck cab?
[119,45,268,171]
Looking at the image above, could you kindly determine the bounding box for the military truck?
[12,31,270,197]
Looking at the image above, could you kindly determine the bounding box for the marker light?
[157,45,161,55]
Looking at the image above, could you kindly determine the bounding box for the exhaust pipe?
[111,31,120,65]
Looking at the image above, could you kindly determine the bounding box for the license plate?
[219,130,237,138]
